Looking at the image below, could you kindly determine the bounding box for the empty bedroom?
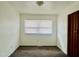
[0,1,79,57]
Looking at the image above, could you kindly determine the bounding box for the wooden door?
[68,11,79,57]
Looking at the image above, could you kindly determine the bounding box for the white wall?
[57,2,79,54]
[0,2,19,57]
[20,14,57,46]
[0,1,78,57]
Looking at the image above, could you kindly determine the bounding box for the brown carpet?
[10,46,67,57]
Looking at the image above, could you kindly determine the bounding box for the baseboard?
[8,45,19,57]
[57,45,67,55]
[20,45,57,47]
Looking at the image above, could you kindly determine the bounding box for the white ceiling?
[8,1,78,14]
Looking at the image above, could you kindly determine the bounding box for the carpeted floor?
[10,46,67,57]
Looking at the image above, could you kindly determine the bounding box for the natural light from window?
[24,20,52,34]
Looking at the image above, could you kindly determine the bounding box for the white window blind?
[24,20,52,34]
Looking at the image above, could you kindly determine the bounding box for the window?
[24,20,52,34]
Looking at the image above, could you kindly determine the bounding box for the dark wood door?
[68,11,79,57]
